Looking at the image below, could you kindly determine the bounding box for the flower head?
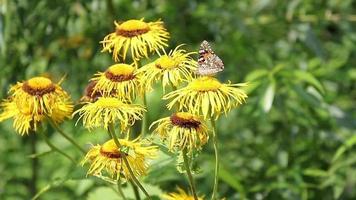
[137,45,197,92]
[101,19,169,61]
[0,76,73,135]
[162,188,204,200]
[150,112,208,152]
[91,63,141,102]
[164,76,248,119]
[80,81,106,102]
[81,138,157,181]
[73,97,145,131]
[8,77,73,115]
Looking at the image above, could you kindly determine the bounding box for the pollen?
[189,76,222,91]
[105,64,135,82]
[170,112,201,129]
[22,77,56,96]
[116,20,150,37]
[155,55,176,69]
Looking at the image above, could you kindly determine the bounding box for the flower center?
[22,77,56,96]
[170,112,201,129]
[116,20,150,37]
[189,77,222,92]
[155,55,176,69]
[94,97,123,108]
[105,64,135,82]
[100,139,126,159]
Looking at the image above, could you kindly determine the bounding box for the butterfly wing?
[197,40,224,76]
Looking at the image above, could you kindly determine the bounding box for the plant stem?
[182,149,199,200]
[40,131,76,164]
[210,119,219,200]
[108,124,151,200]
[131,180,141,200]
[140,91,147,136]
[29,132,38,197]
[47,118,86,154]
[117,179,127,200]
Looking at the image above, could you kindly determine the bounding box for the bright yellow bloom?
[137,45,197,92]
[101,19,169,62]
[81,138,158,181]
[91,63,141,102]
[7,76,73,116]
[162,188,204,200]
[73,97,145,131]
[0,77,73,135]
[150,112,208,152]
[164,76,248,119]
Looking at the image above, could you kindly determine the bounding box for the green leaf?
[219,166,246,198]
[261,82,275,112]
[332,135,356,162]
[293,70,325,94]
[245,69,269,82]
[303,168,329,177]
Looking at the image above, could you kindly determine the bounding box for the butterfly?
[196,40,224,76]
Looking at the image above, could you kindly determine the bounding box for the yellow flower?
[7,76,73,116]
[81,138,158,181]
[164,76,248,119]
[0,77,73,135]
[150,112,208,152]
[137,45,197,92]
[101,19,169,62]
[73,97,145,131]
[91,63,141,102]
[162,188,204,200]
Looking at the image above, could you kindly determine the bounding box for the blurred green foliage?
[1,0,355,199]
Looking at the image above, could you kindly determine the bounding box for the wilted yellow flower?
[80,81,105,103]
[73,97,145,131]
[137,45,196,92]
[91,63,141,102]
[150,112,208,152]
[162,188,204,200]
[101,19,169,61]
[0,77,73,135]
[164,76,248,119]
[81,138,158,181]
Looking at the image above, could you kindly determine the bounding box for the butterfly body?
[196,40,224,76]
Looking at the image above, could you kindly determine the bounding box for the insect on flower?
[196,40,224,76]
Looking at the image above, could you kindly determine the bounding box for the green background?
[0,0,355,199]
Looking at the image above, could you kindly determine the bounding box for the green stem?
[29,132,38,197]
[47,118,86,154]
[108,124,152,200]
[117,179,127,200]
[182,149,199,200]
[140,92,147,136]
[40,131,76,164]
[131,180,141,200]
[210,119,219,200]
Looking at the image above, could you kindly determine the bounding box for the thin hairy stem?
[131,180,141,200]
[182,149,199,200]
[117,179,127,200]
[47,118,86,154]
[210,119,219,200]
[29,132,38,197]
[140,92,148,136]
[40,131,76,164]
[108,123,152,200]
